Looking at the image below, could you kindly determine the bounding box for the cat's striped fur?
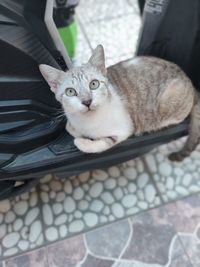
[107,56,200,160]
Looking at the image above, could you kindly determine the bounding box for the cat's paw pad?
[74,138,93,153]
[168,152,184,162]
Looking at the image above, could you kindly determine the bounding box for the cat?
[39,45,200,161]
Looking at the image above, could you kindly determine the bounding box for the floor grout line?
[176,235,195,267]
[165,234,195,267]
[76,251,88,267]
[75,234,89,267]
[44,245,50,267]
[111,218,133,267]
[166,234,183,267]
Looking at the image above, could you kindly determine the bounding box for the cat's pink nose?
[82,99,92,107]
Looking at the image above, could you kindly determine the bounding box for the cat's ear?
[39,64,64,93]
[88,45,106,75]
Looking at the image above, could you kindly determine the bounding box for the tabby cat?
[39,45,200,161]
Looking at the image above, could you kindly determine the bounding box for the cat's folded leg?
[74,136,125,153]
[66,121,81,138]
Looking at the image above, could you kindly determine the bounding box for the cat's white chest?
[68,97,133,139]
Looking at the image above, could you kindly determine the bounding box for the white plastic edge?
[44,0,72,69]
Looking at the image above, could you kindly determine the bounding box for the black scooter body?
[0,0,199,199]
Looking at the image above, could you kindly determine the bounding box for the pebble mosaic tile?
[0,188,44,258]
[40,161,161,243]
[0,157,162,260]
[144,137,200,202]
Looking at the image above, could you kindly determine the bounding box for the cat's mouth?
[83,105,97,113]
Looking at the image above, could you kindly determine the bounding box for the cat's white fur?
[67,87,133,153]
[39,45,133,153]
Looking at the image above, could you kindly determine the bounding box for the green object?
[58,20,78,59]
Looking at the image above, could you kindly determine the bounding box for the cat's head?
[39,45,109,115]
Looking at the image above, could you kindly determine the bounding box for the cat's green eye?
[65,88,77,97]
[89,79,100,90]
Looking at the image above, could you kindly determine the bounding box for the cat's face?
[39,45,109,115]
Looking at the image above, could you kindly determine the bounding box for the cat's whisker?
[52,111,66,120]
[55,108,64,112]
[54,114,65,119]
[53,110,65,116]
[54,112,65,116]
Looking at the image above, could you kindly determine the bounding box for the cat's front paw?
[74,138,95,153]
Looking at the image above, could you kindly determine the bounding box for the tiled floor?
[3,194,200,267]
[0,0,200,266]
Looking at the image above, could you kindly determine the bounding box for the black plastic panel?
[137,0,200,90]
[0,121,188,180]
[0,99,65,153]
[0,1,66,155]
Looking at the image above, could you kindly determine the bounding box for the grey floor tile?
[170,196,200,266]
[82,14,141,67]
[114,255,193,267]
[144,138,200,203]
[82,202,194,267]
[77,0,136,24]
[122,205,177,265]
[85,219,130,258]
[115,203,194,267]
[168,236,193,267]
[168,254,193,267]
[47,235,86,267]
[5,248,48,267]
[152,194,200,267]
[80,254,114,267]
[115,262,162,267]
[167,194,200,233]
[178,233,200,267]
